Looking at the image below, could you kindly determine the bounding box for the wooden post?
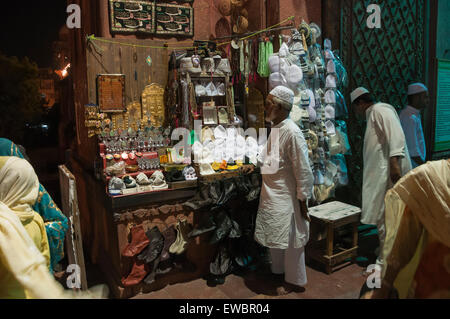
[266,0,280,53]
[326,223,334,274]
[352,222,358,263]
[321,0,341,49]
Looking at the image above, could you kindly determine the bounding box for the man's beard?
[265,110,274,123]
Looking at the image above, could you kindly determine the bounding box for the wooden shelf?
[196,95,227,99]
[189,74,229,79]
[106,186,197,212]
[103,169,162,182]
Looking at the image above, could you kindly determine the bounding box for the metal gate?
[337,0,427,206]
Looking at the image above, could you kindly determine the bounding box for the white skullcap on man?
[350,87,370,104]
[269,86,294,110]
[408,83,428,96]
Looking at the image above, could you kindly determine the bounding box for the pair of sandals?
[108,175,137,196]
[136,171,168,190]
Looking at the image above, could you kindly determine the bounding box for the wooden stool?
[307,201,361,274]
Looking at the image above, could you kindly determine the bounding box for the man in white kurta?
[400,83,429,168]
[350,87,412,270]
[251,86,314,294]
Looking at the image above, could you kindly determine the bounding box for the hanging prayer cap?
[407,83,428,96]
[286,65,304,88]
[268,72,287,91]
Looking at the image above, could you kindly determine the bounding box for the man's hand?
[240,164,255,175]
[389,156,402,185]
[299,200,311,222]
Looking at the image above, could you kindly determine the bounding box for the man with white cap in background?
[399,83,429,168]
[243,85,314,295]
[350,87,412,272]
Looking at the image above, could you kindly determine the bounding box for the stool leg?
[326,224,333,274]
[352,222,358,263]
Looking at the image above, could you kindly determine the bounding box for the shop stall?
[75,0,354,298]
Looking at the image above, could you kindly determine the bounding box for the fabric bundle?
[257,38,273,78]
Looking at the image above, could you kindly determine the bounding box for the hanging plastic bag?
[336,120,352,155]
[335,90,349,119]
[331,154,349,186]
[332,51,348,89]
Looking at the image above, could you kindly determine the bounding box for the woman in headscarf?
[0,156,108,299]
[0,156,51,297]
[0,138,68,273]
[368,159,450,299]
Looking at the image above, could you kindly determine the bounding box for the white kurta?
[362,103,412,225]
[254,118,314,249]
[399,105,426,168]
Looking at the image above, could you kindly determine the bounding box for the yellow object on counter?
[211,162,221,171]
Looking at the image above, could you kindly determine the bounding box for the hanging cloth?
[239,40,245,74]
[231,41,240,85]
[252,37,259,82]
[257,38,265,78]
[244,40,251,82]
[265,38,274,75]
[258,38,273,78]
[181,79,189,128]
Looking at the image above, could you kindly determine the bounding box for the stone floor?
[80,225,377,299]
[131,262,366,299]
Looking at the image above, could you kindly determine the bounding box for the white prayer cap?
[214,125,227,139]
[199,163,215,175]
[269,55,290,75]
[350,87,369,103]
[268,55,280,74]
[205,82,218,96]
[327,60,336,74]
[195,84,206,96]
[408,82,428,96]
[324,49,334,61]
[325,74,337,89]
[325,104,335,120]
[269,85,295,106]
[308,105,317,123]
[325,89,336,104]
[290,104,303,124]
[306,89,316,108]
[279,58,290,77]
[286,64,303,88]
[216,82,226,96]
[268,72,287,91]
[279,43,290,58]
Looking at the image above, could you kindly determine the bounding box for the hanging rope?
[86,16,296,51]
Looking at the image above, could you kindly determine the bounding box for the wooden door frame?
[427,0,440,160]
[322,0,341,55]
